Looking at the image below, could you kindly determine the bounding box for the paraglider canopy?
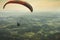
[3,0,33,12]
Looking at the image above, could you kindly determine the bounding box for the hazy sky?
[0,0,60,12]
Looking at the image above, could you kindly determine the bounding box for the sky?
[0,0,60,12]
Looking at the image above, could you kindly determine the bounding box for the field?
[0,12,60,40]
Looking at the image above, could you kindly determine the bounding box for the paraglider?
[17,22,20,26]
[3,0,33,12]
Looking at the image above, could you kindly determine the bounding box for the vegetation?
[0,12,60,40]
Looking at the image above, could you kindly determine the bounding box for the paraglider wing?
[3,1,33,12]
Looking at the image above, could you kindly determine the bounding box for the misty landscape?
[0,12,60,40]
